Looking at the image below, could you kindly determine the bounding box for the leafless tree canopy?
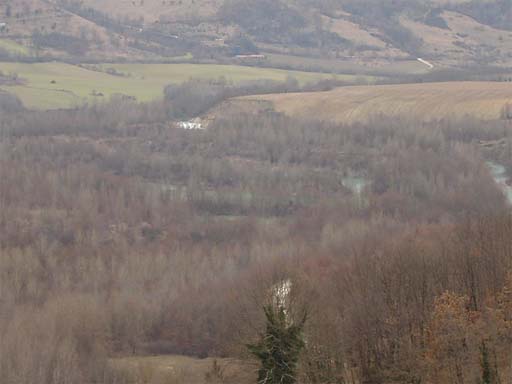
[1,86,512,383]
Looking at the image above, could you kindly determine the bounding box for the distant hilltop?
[0,0,510,69]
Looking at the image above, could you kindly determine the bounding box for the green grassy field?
[0,62,363,110]
[0,39,31,56]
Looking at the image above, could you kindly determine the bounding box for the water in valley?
[342,176,368,196]
[487,161,512,205]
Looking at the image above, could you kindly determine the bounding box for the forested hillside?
[0,0,511,68]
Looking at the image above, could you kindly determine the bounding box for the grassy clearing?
[110,355,255,384]
[0,61,361,110]
[0,39,31,56]
[244,81,512,123]
[4,86,82,110]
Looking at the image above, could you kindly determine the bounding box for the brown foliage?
[1,98,512,383]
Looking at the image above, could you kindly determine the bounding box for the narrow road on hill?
[417,58,434,69]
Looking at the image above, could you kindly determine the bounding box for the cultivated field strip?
[244,82,512,123]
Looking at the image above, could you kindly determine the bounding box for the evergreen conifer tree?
[480,342,494,384]
[248,304,306,384]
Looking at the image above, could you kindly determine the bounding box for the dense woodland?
[1,80,512,383]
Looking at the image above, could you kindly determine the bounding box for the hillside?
[239,81,512,123]
[0,0,510,70]
[79,0,223,23]
[0,0,147,60]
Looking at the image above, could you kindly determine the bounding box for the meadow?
[243,81,512,123]
[0,61,358,109]
[0,38,31,56]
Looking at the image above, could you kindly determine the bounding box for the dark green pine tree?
[480,341,494,384]
[248,304,306,384]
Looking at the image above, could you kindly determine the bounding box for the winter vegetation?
[2,75,512,382]
[2,0,512,383]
